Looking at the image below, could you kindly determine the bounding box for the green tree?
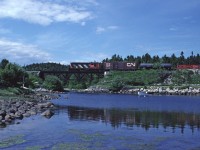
[0,63,26,87]
[43,75,63,91]
[0,59,9,69]
[110,54,123,62]
[161,54,170,63]
[170,53,177,67]
[27,74,43,88]
[109,77,124,92]
[152,55,160,63]
[178,51,185,65]
[124,55,135,62]
[142,53,152,63]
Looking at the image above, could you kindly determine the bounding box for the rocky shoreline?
[0,92,59,128]
[80,86,200,96]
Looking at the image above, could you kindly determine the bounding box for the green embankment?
[0,87,33,99]
[95,69,200,91]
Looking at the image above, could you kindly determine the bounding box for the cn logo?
[127,63,135,67]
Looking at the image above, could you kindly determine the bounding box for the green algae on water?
[0,135,25,148]
[52,142,90,150]
[25,145,48,150]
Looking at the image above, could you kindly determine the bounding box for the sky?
[0,0,200,65]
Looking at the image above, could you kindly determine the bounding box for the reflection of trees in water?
[67,106,200,133]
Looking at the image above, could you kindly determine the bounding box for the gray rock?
[5,114,12,122]
[37,102,53,109]
[0,115,3,121]
[9,108,16,114]
[15,112,23,119]
[41,109,54,117]
[23,113,31,117]
[28,110,37,115]
[18,109,26,114]
[0,110,6,117]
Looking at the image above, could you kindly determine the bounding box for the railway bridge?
[27,70,105,82]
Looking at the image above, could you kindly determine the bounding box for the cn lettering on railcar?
[127,63,136,67]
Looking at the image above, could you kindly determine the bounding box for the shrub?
[27,74,43,88]
[109,77,124,92]
[0,63,27,87]
[43,75,63,91]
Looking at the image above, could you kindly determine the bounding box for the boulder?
[0,115,3,121]
[23,112,31,117]
[5,114,12,122]
[41,110,54,118]
[37,102,54,109]
[15,112,23,119]
[0,110,6,117]
[28,110,37,115]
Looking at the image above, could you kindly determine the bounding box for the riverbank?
[76,85,200,96]
[0,91,59,128]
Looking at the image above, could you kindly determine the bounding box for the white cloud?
[0,27,11,34]
[0,0,93,26]
[96,27,106,34]
[96,25,119,34]
[107,26,119,30]
[67,0,99,6]
[0,39,51,65]
[169,27,177,31]
[81,22,86,26]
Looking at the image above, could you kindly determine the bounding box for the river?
[0,93,200,150]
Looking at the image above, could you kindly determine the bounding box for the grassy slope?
[0,87,33,98]
[95,70,200,91]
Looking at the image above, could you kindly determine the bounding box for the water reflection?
[66,106,200,133]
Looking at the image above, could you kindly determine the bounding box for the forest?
[103,51,200,67]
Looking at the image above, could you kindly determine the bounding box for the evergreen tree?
[0,59,9,69]
[170,53,177,67]
[179,51,185,64]
[142,53,152,63]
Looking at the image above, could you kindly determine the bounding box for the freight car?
[139,63,172,69]
[103,62,137,70]
[177,65,200,70]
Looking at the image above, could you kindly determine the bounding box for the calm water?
[0,93,200,150]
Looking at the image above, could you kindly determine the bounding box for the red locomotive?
[70,62,102,70]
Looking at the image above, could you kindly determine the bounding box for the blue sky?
[0,0,200,65]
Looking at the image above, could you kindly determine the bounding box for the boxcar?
[103,62,137,70]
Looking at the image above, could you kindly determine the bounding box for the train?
[69,62,173,71]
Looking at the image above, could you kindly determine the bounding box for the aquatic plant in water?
[52,142,90,150]
[0,135,25,148]
[25,145,48,150]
